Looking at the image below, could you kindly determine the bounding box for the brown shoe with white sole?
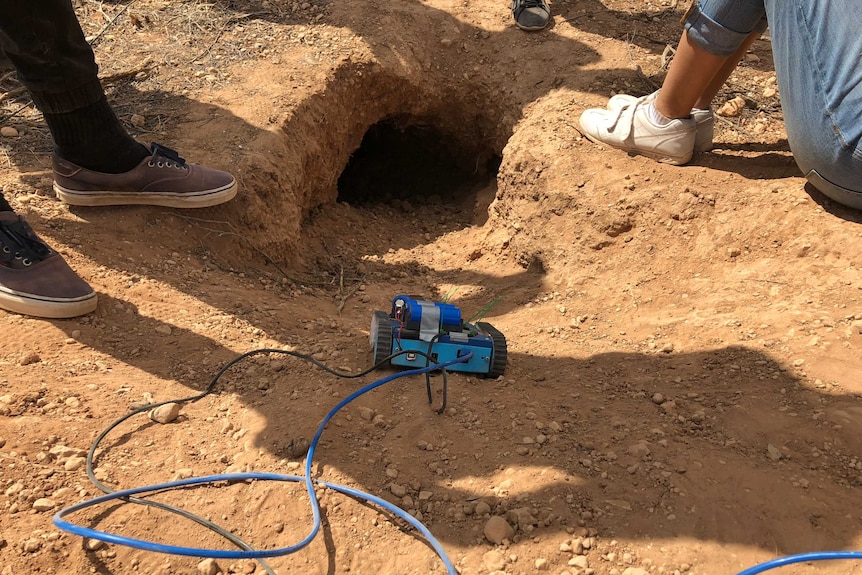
[0,212,97,318]
[53,143,237,208]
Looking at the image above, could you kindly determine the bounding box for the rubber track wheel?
[371,310,394,366]
[477,321,507,378]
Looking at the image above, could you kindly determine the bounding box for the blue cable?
[736,551,862,575]
[53,354,471,573]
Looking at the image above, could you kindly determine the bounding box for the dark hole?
[337,118,498,206]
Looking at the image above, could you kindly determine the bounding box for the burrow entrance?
[337,116,501,211]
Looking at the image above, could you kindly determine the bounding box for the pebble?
[535,557,549,570]
[717,95,746,117]
[484,515,515,544]
[64,456,86,471]
[506,507,537,529]
[197,558,220,575]
[483,549,506,571]
[19,351,41,366]
[283,437,310,459]
[0,126,18,137]
[767,444,783,461]
[32,498,57,512]
[475,500,491,516]
[175,468,194,480]
[154,325,172,336]
[628,442,651,458]
[85,538,106,551]
[130,114,146,128]
[149,402,181,424]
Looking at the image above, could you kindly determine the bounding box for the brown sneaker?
[0,212,97,318]
[53,143,237,208]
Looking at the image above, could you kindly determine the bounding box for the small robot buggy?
[369,295,507,377]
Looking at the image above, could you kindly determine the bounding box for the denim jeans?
[684,0,862,208]
[0,0,103,114]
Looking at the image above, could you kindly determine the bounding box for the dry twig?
[88,0,140,46]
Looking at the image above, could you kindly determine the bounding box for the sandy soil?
[2,1,862,574]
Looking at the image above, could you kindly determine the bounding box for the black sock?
[42,97,149,174]
[0,193,13,212]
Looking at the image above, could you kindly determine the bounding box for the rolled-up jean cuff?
[28,77,105,114]
[683,3,766,57]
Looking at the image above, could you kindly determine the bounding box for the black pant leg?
[0,0,103,113]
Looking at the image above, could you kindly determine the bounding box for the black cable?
[422,334,449,414]
[85,348,448,572]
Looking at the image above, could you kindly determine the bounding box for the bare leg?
[694,28,762,109]
[654,30,727,118]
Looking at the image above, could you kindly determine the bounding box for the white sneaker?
[579,96,696,165]
[608,92,714,153]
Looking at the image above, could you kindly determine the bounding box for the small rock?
[474,500,491,516]
[130,114,146,128]
[628,442,651,458]
[154,325,172,336]
[284,437,310,459]
[19,351,41,366]
[174,468,194,480]
[358,406,375,421]
[535,557,549,570]
[22,538,42,553]
[149,402,181,424]
[85,538,106,551]
[717,95,746,117]
[0,126,19,137]
[484,515,515,544]
[32,498,56,512]
[197,558,220,575]
[506,507,538,529]
[64,456,86,471]
[483,549,506,571]
[767,443,783,461]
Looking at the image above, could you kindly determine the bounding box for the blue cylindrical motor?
[391,295,462,337]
